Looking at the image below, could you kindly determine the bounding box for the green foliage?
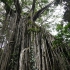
[56,22,70,43]
[7,0,13,6]
[41,0,48,3]
[52,22,70,49]
[28,27,40,33]
[56,24,63,31]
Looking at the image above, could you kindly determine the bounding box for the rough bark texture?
[0,13,70,70]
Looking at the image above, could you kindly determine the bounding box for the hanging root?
[19,47,30,70]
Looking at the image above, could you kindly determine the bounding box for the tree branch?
[33,1,54,21]
[13,0,21,15]
[13,0,22,22]
[32,0,36,14]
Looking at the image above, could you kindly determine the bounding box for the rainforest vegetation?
[0,0,70,70]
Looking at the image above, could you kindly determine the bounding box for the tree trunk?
[0,12,70,70]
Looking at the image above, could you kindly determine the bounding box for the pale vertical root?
[19,47,30,70]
